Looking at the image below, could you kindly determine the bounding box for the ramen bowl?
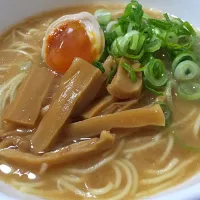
[0,0,200,200]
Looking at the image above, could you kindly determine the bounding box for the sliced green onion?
[163,13,170,22]
[172,51,197,72]
[110,36,123,57]
[121,47,145,60]
[127,23,134,32]
[94,9,112,25]
[156,101,173,127]
[106,58,118,85]
[148,19,170,30]
[92,61,105,73]
[152,28,161,36]
[143,26,153,38]
[106,21,118,32]
[135,34,146,53]
[183,21,197,37]
[104,31,118,48]
[130,34,139,50]
[99,48,108,63]
[177,82,200,100]
[165,32,178,45]
[118,0,144,30]
[144,81,164,96]
[115,25,124,37]
[134,65,146,72]
[167,35,192,51]
[121,62,137,82]
[145,37,162,52]
[153,28,166,42]
[171,17,183,25]
[111,30,145,60]
[103,0,199,95]
[144,58,168,88]
[121,30,139,51]
[174,60,200,81]
[117,38,145,60]
[140,53,152,67]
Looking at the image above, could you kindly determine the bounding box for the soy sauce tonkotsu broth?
[0,2,199,200]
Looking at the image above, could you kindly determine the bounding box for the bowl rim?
[0,0,200,200]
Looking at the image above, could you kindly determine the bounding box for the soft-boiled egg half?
[42,12,105,73]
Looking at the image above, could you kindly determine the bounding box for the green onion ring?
[165,32,178,45]
[177,82,200,100]
[94,9,112,25]
[172,51,197,72]
[156,101,173,127]
[121,62,137,82]
[144,79,164,96]
[174,60,200,81]
[144,58,168,88]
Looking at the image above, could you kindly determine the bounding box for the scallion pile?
[95,0,200,100]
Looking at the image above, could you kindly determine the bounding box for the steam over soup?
[0,1,200,200]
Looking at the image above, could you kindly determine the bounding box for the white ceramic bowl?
[0,0,200,200]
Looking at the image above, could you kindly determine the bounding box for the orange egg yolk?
[46,21,97,73]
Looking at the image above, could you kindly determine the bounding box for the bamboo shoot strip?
[65,104,165,140]
[0,131,115,169]
[31,58,106,153]
[3,66,55,126]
